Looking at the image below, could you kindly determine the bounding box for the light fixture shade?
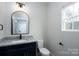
[16,2,25,8]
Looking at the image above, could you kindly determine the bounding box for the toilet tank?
[37,40,44,48]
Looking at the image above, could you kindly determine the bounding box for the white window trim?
[62,2,79,32]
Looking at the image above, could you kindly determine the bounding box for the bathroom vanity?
[0,10,38,56]
[0,39,38,56]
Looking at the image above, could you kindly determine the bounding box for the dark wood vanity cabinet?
[0,42,37,56]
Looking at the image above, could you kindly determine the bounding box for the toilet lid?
[40,48,50,55]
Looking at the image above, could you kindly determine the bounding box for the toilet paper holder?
[59,42,64,46]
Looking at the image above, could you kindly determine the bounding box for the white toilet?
[37,40,50,56]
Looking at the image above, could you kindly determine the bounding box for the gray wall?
[47,2,79,56]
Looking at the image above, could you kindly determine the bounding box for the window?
[62,3,79,31]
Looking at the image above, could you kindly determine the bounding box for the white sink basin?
[11,40,26,43]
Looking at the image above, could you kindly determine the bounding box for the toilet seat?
[39,48,50,55]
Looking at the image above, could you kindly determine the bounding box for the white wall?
[0,3,5,39]
[47,2,79,56]
[1,2,79,56]
[2,2,47,41]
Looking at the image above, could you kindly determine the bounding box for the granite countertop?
[0,38,37,47]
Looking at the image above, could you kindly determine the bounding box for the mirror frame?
[11,11,29,35]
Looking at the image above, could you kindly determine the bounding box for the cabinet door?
[0,47,6,56]
[25,46,37,56]
[6,48,26,56]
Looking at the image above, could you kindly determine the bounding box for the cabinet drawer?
[0,42,37,56]
[5,42,37,50]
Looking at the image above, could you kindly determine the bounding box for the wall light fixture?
[16,2,25,8]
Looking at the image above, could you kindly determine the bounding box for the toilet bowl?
[37,40,50,56]
[39,48,50,56]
